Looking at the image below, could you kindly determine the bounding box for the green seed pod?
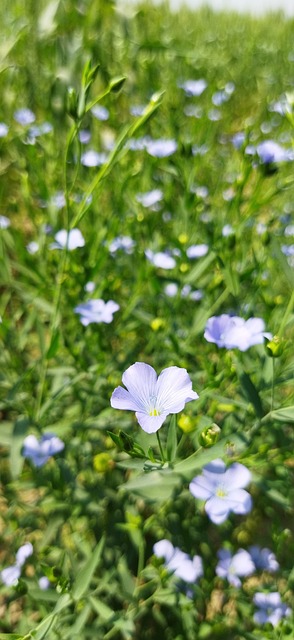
[67,87,78,120]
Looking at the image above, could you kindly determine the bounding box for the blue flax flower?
[204,314,271,351]
[189,458,252,524]
[50,229,85,250]
[153,539,203,583]
[249,545,279,572]
[22,434,64,467]
[74,299,119,325]
[216,548,255,587]
[110,362,198,434]
[1,543,33,587]
[253,592,291,627]
[146,139,177,158]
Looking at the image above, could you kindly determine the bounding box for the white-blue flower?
[216,548,255,587]
[111,362,198,434]
[145,249,176,270]
[146,139,177,158]
[23,434,64,467]
[153,539,203,583]
[204,314,271,351]
[50,228,85,250]
[189,458,252,524]
[74,299,119,325]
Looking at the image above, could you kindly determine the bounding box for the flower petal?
[205,496,230,523]
[223,462,251,490]
[122,362,158,412]
[110,386,143,412]
[136,412,167,433]
[153,539,174,563]
[156,366,198,414]
[225,489,252,515]
[189,475,215,500]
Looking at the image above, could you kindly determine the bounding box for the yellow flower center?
[149,408,159,416]
[216,488,227,498]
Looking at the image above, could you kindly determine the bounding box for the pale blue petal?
[16,543,33,566]
[223,463,251,490]
[122,362,158,412]
[227,489,252,514]
[153,539,174,563]
[111,386,143,412]
[136,412,167,433]
[1,565,21,586]
[205,496,230,523]
[189,475,215,500]
[156,366,198,413]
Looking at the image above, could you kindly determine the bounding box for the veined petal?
[111,386,143,412]
[189,475,215,500]
[156,366,198,413]
[153,539,174,563]
[136,412,167,433]
[205,496,230,522]
[122,362,158,412]
[226,489,252,514]
[223,462,251,489]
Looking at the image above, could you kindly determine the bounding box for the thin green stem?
[271,358,275,412]
[156,431,165,462]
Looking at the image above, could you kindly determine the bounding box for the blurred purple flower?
[249,546,279,572]
[110,362,198,434]
[84,281,95,293]
[23,434,64,467]
[189,458,252,524]
[1,543,33,587]
[109,235,135,254]
[74,299,119,325]
[39,576,50,590]
[0,123,9,137]
[146,139,177,158]
[145,249,176,269]
[186,244,209,258]
[136,189,163,208]
[0,565,21,587]
[50,229,85,250]
[231,132,246,149]
[204,314,271,351]
[16,543,33,566]
[26,241,39,254]
[153,539,203,583]
[0,215,10,229]
[91,105,109,121]
[81,150,107,167]
[14,108,35,125]
[216,548,255,587]
[179,79,207,97]
[78,129,91,144]
[253,592,292,627]
[130,104,146,116]
[257,140,292,164]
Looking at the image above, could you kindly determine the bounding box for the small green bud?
[199,423,221,448]
[109,76,126,93]
[67,87,78,119]
[265,335,285,357]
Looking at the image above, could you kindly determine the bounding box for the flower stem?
[156,431,165,462]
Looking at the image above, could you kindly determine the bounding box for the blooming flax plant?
[110,362,198,433]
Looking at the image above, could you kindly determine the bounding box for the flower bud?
[265,335,285,357]
[198,423,221,447]
[67,87,78,119]
[109,76,126,93]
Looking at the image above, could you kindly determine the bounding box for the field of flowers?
[0,1,294,638]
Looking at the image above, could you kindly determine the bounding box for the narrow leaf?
[72,536,105,601]
[166,414,177,462]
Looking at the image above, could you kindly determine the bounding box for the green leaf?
[239,371,264,418]
[10,417,30,479]
[267,406,294,422]
[120,469,181,503]
[175,434,249,478]
[30,594,71,640]
[72,536,105,601]
[166,414,177,462]
[185,252,216,285]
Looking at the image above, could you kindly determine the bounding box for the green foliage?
[0,1,293,639]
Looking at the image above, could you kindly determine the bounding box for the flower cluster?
[74,299,119,325]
